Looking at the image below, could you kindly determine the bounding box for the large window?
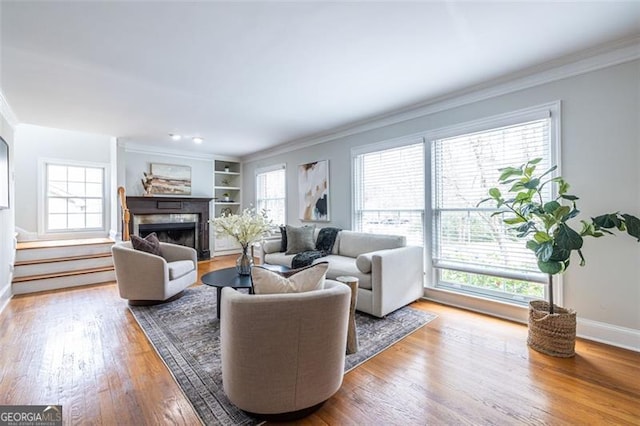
[431,114,556,303]
[45,162,105,232]
[353,141,425,246]
[256,165,286,226]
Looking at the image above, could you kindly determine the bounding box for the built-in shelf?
[213,158,242,255]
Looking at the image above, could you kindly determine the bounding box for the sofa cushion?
[131,232,162,256]
[355,253,373,273]
[338,231,406,258]
[285,225,316,254]
[168,260,195,280]
[314,255,372,290]
[252,262,328,294]
[264,252,296,267]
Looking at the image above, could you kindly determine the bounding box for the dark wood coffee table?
[201,264,291,319]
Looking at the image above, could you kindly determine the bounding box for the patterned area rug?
[129,285,436,425]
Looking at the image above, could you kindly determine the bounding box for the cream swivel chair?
[220,281,351,420]
[111,241,197,304]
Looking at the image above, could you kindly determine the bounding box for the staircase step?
[12,267,116,295]
[16,238,114,263]
[14,255,114,278]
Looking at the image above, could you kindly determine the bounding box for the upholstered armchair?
[220,281,351,420]
[111,241,197,304]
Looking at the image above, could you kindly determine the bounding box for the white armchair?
[111,241,197,304]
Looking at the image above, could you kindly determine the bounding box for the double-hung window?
[44,162,106,233]
[353,141,425,246]
[256,164,286,226]
[431,107,558,304]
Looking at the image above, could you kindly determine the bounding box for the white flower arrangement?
[212,208,272,250]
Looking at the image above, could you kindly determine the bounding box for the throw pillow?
[285,225,316,254]
[131,232,162,256]
[252,262,329,294]
[279,225,288,252]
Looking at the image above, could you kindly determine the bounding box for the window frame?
[37,158,110,238]
[255,163,287,228]
[427,101,562,306]
[351,135,427,247]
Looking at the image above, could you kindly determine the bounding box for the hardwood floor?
[1,256,638,425]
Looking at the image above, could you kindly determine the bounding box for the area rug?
[129,285,436,425]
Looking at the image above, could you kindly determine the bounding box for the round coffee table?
[201,265,292,319]
[201,267,253,319]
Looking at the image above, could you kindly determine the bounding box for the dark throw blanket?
[291,227,341,269]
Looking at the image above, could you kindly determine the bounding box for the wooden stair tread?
[12,266,115,283]
[15,252,113,266]
[17,238,114,250]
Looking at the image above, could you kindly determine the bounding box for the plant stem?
[548,274,554,314]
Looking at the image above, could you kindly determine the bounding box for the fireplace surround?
[126,196,212,260]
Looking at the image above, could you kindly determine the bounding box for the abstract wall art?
[149,163,192,195]
[298,160,329,221]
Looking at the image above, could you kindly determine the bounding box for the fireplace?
[126,196,212,260]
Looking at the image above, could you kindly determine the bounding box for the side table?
[336,276,359,354]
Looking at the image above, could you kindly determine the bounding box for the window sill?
[423,286,529,324]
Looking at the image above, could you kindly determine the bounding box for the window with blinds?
[353,142,425,246]
[432,118,553,302]
[256,165,286,226]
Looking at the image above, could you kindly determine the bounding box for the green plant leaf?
[528,158,542,165]
[509,182,526,192]
[561,194,579,201]
[557,179,570,195]
[553,206,571,220]
[538,165,557,179]
[533,231,551,243]
[498,167,523,182]
[549,246,570,262]
[489,188,502,199]
[477,197,492,207]
[562,208,580,221]
[543,201,560,214]
[515,191,532,202]
[555,223,583,250]
[622,214,640,241]
[593,213,621,229]
[523,178,540,190]
[526,240,539,251]
[536,242,553,262]
[504,216,526,225]
[577,249,586,266]
[538,260,563,275]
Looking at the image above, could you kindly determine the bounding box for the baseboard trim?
[577,318,640,352]
[424,288,639,353]
[0,283,12,315]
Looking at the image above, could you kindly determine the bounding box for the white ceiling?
[2,1,639,158]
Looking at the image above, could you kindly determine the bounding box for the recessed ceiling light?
[193,136,204,144]
[169,133,182,141]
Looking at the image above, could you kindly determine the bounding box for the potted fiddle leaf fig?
[480,158,640,357]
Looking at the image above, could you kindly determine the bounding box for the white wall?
[243,60,640,346]
[121,149,213,198]
[14,124,114,235]
[0,103,15,312]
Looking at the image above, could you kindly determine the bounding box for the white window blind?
[432,118,552,301]
[354,142,424,246]
[256,166,286,226]
[46,163,105,232]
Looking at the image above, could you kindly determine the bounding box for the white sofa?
[260,230,424,317]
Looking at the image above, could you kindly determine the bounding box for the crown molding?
[119,140,215,161]
[242,35,640,163]
[0,91,19,129]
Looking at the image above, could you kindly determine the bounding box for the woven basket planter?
[527,300,577,358]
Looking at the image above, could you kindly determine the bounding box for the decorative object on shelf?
[221,177,231,187]
[224,164,230,173]
[480,158,640,357]
[298,159,330,221]
[149,163,191,195]
[141,171,154,196]
[222,192,231,202]
[211,208,273,275]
